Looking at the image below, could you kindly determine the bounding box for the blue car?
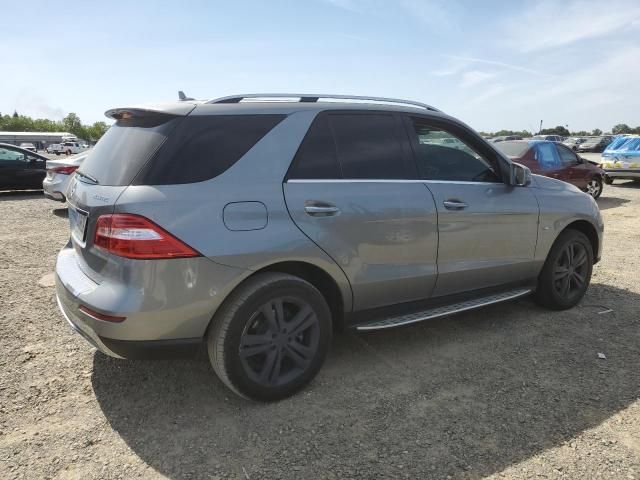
[601,135,640,183]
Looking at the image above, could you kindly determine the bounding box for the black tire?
[535,229,593,310]
[604,175,613,185]
[207,272,332,401]
[585,176,603,199]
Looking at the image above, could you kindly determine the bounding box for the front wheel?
[535,230,593,310]
[585,176,603,199]
[207,272,332,401]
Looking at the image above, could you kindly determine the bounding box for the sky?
[2,0,639,133]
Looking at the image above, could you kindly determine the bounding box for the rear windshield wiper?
[75,170,99,185]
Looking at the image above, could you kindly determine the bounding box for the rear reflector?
[50,166,79,175]
[94,214,200,259]
[79,305,126,323]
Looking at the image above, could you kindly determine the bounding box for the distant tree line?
[479,124,640,138]
[0,111,109,143]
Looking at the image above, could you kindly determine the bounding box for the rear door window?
[535,143,561,169]
[329,113,408,179]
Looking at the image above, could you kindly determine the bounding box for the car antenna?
[178,91,195,101]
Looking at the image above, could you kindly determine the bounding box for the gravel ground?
[1,178,639,480]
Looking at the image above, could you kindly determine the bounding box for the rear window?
[78,115,180,186]
[134,114,285,185]
[330,113,406,179]
[494,141,531,157]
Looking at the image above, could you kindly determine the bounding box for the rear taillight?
[94,214,200,259]
[50,166,79,174]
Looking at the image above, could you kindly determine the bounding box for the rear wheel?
[535,230,593,310]
[604,175,614,185]
[585,176,603,199]
[207,272,332,401]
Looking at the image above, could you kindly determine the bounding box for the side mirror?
[510,162,532,187]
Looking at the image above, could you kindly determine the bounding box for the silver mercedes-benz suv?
[55,94,604,401]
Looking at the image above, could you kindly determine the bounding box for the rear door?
[283,111,439,310]
[404,115,539,297]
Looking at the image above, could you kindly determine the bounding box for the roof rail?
[207,93,440,112]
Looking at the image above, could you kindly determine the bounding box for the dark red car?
[495,140,605,199]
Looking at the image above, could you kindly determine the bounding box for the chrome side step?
[356,288,532,331]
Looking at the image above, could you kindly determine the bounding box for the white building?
[0,131,77,150]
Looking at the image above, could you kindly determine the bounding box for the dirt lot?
[1,179,639,480]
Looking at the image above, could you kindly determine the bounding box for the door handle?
[443,200,468,210]
[304,202,340,216]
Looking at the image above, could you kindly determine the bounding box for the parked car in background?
[46,144,61,154]
[19,142,37,152]
[55,94,603,401]
[43,152,88,201]
[0,143,48,190]
[531,135,564,143]
[577,136,613,153]
[563,137,587,151]
[59,141,85,155]
[600,136,640,184]
[492,135,523,143]
[495,140,605,198]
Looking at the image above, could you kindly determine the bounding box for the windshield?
[494,141,531,157]
[584,137,602,144]
[77,115,181,186]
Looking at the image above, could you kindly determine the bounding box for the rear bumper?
[42,175,69,202]
[56,270,206,359]
[54,244,248,358]
[605,170,640,179]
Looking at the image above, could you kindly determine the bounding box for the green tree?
[591,128,602,136]
[62,113,84,137]
[612,124,631,135]
[540,125,570,136]
[86,121,109,141]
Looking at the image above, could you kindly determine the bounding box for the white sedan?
[42,153,88,201]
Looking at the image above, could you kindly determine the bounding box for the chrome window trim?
[286,179,504,185]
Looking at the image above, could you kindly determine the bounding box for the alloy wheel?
[239,297,320,387]
[553,242,589,299]
[585,178,602,198]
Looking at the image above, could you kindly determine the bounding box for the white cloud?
[444,55,551,78]
[459,70,498,88]
[505,0,640,52]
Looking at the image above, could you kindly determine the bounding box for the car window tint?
[0,147,27,162]
[556,144,578,165]
[408,118,500,182]
[535,143,561,169]
[287,114,341,179]
[134,114,286,185]
[329,114,406,179]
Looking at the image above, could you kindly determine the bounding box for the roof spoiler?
[104,103,197,120]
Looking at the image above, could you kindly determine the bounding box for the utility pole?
[538,120,543,134]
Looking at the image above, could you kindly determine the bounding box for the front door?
[283,112,439,310]
[404,116,540,297]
